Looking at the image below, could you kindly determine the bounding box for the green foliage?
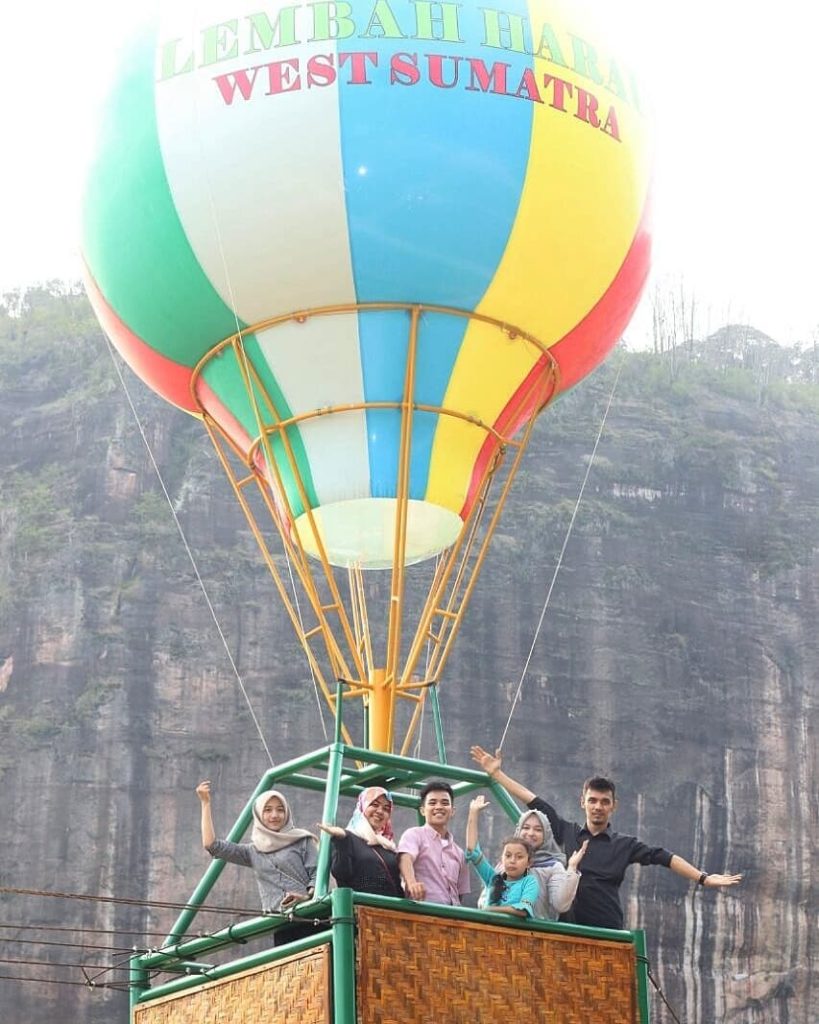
[127,491,178,547]
[71,678,122,720]
[164,624,193,661]
[10,474,75,555]
[15,709,63,744]
[0,284,103,390]
[603,564,655,591]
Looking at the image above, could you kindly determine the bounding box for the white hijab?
[250,789,317,854]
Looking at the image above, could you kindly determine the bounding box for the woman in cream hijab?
[196,781,318,942]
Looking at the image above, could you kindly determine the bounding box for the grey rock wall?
[0,293,815,1022]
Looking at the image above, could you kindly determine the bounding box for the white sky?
[2,1,817,347]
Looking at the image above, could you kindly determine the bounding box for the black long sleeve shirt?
[330,831,403,898]
[528,795,673,930]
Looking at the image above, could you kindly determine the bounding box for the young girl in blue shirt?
[465,795,539,918]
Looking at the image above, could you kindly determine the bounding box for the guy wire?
[103,337,274,767]
[497,356,624,750]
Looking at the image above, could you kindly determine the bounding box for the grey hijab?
[515,808,566,867]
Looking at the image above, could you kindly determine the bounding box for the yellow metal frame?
[190,302,560,753]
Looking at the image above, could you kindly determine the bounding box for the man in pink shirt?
[397,781,470,905]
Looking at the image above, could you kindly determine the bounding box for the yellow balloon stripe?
[427,4,650,514]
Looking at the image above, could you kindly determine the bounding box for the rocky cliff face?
[0,291,815,1023]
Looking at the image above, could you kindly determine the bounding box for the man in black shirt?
[470,746,742,930]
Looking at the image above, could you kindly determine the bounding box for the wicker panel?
[133,946,330,1024]
[356,907,637,1024]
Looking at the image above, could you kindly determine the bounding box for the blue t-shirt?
[466,843,538,917]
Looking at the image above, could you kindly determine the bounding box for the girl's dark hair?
[488,837,533,905]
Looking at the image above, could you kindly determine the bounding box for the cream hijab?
[250,789,317,854]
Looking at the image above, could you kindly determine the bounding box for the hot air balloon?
[82,0,649,756]
[84,3,653,1019]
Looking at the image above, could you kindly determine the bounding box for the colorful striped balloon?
[82,0,650,568]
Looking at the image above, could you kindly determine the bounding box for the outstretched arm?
[669,854,743,889]
[470,746,536,805]
[195,781,216,848]
[317,822,346,838]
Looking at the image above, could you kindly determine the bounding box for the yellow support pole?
[367,667,390,752]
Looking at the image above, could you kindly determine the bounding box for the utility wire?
[497,358,624,750]
[0,935,141,954]
[0,972,129,991]
[0,884,263,918]
[0,921,177,940]
[0,956,131,972]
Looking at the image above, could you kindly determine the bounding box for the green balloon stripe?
[201,339,318,517]
[82,22,243,368]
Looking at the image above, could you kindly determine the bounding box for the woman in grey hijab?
[514,808,586,920]
[196,781,318,943]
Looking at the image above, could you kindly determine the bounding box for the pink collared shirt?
[397,824,471,905]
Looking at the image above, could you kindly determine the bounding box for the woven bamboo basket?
[132,906,639,1023]
[356,906,638,1024]
[132,946,330,1024]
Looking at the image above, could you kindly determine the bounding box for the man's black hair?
[419,780,454,803]
[582,776,617,799]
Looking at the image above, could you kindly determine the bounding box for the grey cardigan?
[207,836,318,912]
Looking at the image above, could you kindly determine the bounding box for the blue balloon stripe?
[338,0,535,501]
[358,310,404,497]
[358,310,479,500]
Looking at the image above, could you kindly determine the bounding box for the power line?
[0,956,131,972]
[0,921,182,940]
[0,884,263,917]
[0,935,142,954]
[0,973,129,991]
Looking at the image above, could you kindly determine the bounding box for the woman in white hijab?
[196,781,318,942]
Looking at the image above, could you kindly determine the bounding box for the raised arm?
[668,854,743,889]
[195,780,216,848]
[470,746,536,804]
[568,839,589,874]
[466,795,488,853]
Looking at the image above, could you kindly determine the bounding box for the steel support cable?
[0,972,130,990]
[103,338,274,767]
[0,921,180,940]
[497,357,624,750]
[637,955,684,1023]
[0,884,264,918]
[0,955,132,972]
[0,934,143,954]
[0,886,292,982]
[85,947,150,986]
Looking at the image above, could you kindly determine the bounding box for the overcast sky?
[2,1,817,347]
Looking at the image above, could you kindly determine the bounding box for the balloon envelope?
[82,0,650,567]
